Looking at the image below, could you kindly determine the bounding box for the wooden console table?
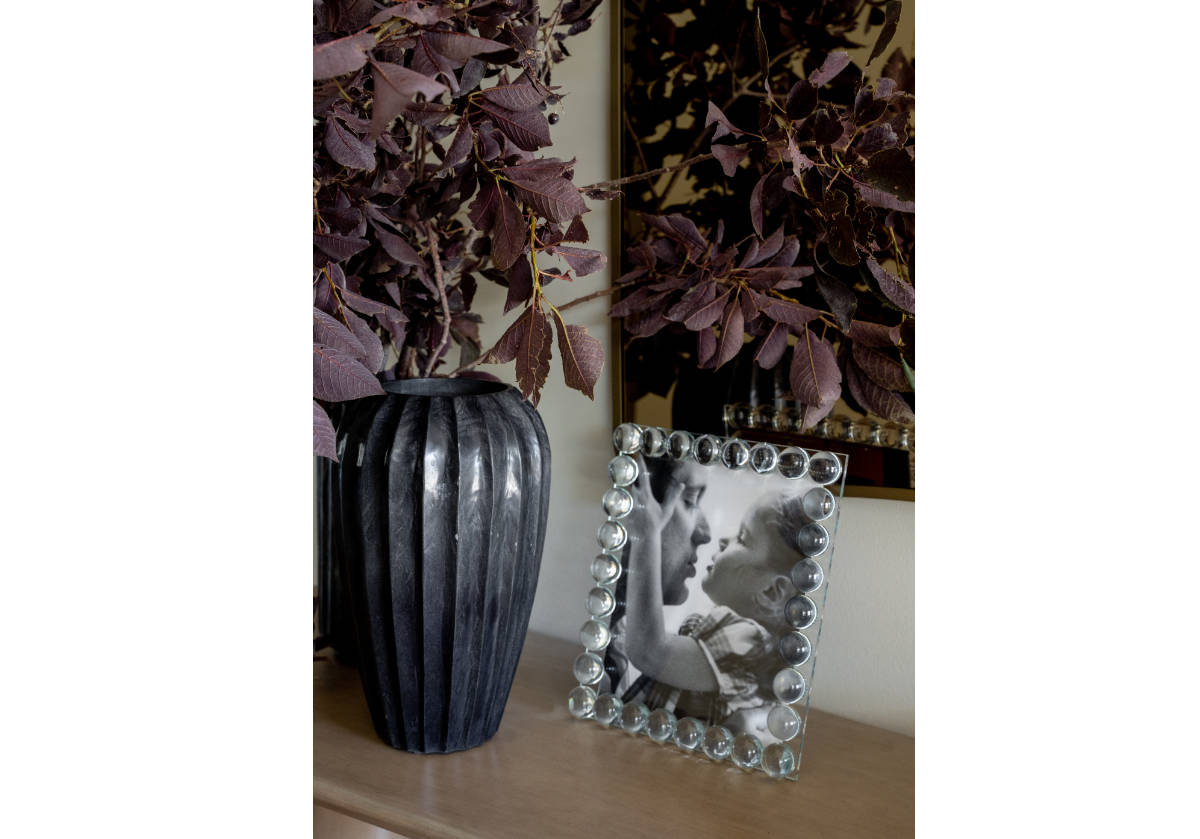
[314,631,913,838]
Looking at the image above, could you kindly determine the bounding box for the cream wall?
[471,9,916,737]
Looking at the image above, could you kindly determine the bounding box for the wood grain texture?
[315,631,913,839]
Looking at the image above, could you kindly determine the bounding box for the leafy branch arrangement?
[313,0,607,458]
[610,0,915,429]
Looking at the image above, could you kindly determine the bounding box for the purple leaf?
[866,258,915,313]
[324,118,376,170]
[809,51,852,86]
[797,399,837,431]
[786,80,818,120]
[705,101,746,140]
[401,100,454,128]
[502,157,577,183]
[750,174,766,237]
[754,322,789,369]
[504,254,533,313]
[374,227,421,266]
[609,285,666,318]
[313,31,376,81]
[370,1,453,26]
[491,191,526,271]
[441,119,474,169]
[313,308,366,358]
[313,401,338,460]
[786,134,815,173]
[846,361,914,423]
[756,295,822,328]
[509,175,589,223]
[563,216,589,243]
[852,342,910,392]
[370,62,448,138]
[684,287,733,330]
[342,308,384,373]
[666,281,718,322]
[480,314,525,365]
[855,123,899,156]
[849,319,902,347]
[514,308,553,406]
[478,101,551,150]
[712,143,749,176]
[789,328,841,407]
[855,183,915,212]
[714,297,745,369]
[424,31,510,63]
[743,227,785,267]
[314,233,369,262]
[481,78,547,111]
[313,343,384,401]
[550,246,605,276]
[468,178,500,230]
[859,147,914,203]
[868,1,903,65]
[814,274,857,331]
[550,309,602,399]
[642,213,707,259]
[738,266,813,290]
[626,308,669,338]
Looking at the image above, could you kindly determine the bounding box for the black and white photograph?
[595,433,844,764]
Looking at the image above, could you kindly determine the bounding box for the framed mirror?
[608,1,916,498]
[567,423,847,779]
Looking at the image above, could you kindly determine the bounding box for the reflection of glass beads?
[801,487,836,521]
[608,455,639,487]
[778,631,812,666]
[647,709,676,742]
[593,693,622,726]
[602,487,633,518]
[731,733,763,769]
[579,619,611,651]
[750,443,778,474]
[666,430,693,460]
[641,426,667,457]
[612,423,643,454]
[693,435,719,465]
[586,587,615,618]
[620,702,649,734]
[762,742,796,778]
[772,668,807,704]
[789,558,825,594]
[597,521,628,551]
[808,451,842,485]
[721,438,750,469]
[568,685,597,719]
[573,652,604,685]
[767,705,802,740]
[590,554,621,584]
[675,717,705,750]
[796,523,829,557]
[702,725,733,760]
[778,447,810,479]
[785,595,817,629]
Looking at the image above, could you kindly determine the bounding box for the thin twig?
[580,152,717,192]
[422,222,452,377]
[556,284,624,313]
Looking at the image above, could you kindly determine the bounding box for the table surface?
[314,631,914,839]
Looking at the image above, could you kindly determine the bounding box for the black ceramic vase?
[336,378,551,753]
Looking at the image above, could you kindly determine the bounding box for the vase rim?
[381,377,509,397]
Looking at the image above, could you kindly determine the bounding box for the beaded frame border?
[566,424,848,780]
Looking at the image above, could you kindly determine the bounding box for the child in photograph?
[621,462,815,743]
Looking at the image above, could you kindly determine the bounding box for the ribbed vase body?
[336,379,551,753]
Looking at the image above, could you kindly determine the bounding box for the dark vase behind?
[335,378,551,753]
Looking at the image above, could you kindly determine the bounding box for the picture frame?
[567,423,848,779]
